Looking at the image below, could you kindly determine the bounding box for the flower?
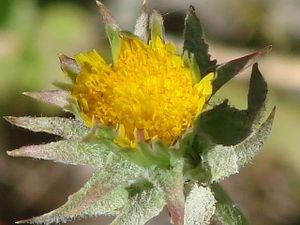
[5,2,274,225]
[72,33,213,148]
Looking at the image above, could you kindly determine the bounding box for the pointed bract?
[96,1,119,30]
[17,169,132,224]
[150,10,165,42]
[96,1,121,63]
[7,140,116,167]
[213,46,272,94]
[134,0,149,42]
[58,53,80,83]
[183,5,216,77]
[4,116,89,140]
[23,90,70,109]
[247,63,267,123]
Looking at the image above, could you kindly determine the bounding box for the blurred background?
[0,0,299,224]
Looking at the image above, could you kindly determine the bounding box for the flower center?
[72,37,213,147]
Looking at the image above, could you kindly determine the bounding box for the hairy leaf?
[4,116,89,140]
[234,107,275,168]
[204,145,239,182]
[17,169,134,224]
[202,107,275,182]
[23,90,70,109]
[134,0,148,42]
[7,140,117,167]
[111,180,165,225]
[197,64,268,146]
[184,183,216,225]
[147,159,185,225]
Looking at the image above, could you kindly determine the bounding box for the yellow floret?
[72,36,213,147]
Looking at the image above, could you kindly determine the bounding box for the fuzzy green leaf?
[147,158,185,225]
[17,169,135,224]
[134,0,148,42]
[7,140,117,167]
[234,107,275,168]
[83,124,116,143]
[211,183,249,225]
[183,5,216,77]
[213,46,271,94]
[203,145,239,182]
[202,107,275,182]
[199,101,251,146]
[23,90,70,109]
[181,64,270,182]
[111,180,165,225]
[196,64,268,146]
[184,183,216,225]
[4,116,89,140]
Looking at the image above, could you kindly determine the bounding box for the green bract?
[5,2,274,225]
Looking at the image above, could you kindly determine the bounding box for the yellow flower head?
[72,35,213,148]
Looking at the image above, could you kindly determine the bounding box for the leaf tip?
[142,0,147,11]
[269,106,276,120]
[254,45,272,61]
[58,53,75,65]
[3,116,33,129]
[188,5,196,14]
[264,45,273,54]
[6,145,46,158]
[95,0,102,6]
[7,149,25,157]
[22,90,70,108]
[3,116,16,124]
[57,52,66,60]
[6,150,14,157]
[96,0,119,29]
[15,218,31,224]
[22,91,32,97]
